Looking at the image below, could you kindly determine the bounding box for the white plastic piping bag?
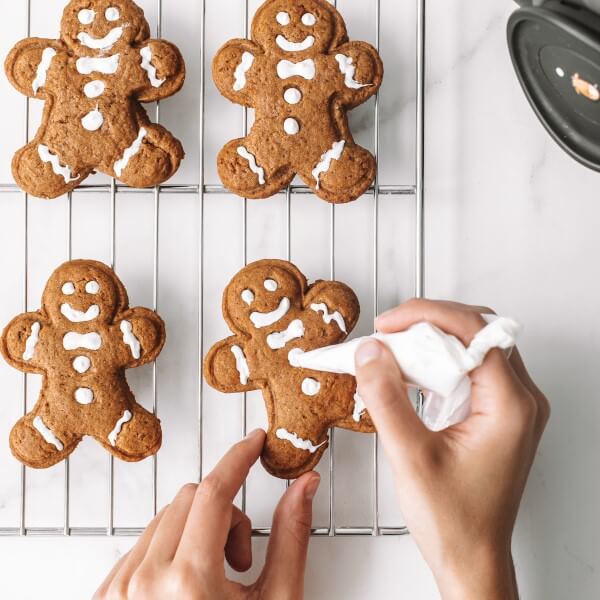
[291,315,522,431]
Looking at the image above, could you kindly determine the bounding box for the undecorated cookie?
[5,0,185,199]
[204,259,374,480]
[213,0,384,204]
[0,260,165,468]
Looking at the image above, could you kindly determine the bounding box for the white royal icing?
[120,320,141,359]
[85,280,100,294]
[38,145,79,183]
[75,387,94,405]
[22,322,41,361]
[231,345,250,385]
[250,297,291,328]
[288,347,304,367]
[105,7,120,21]
[32,48,56,94]
[114,128,147,177]
[267,319,305,350]
[33,416,63,451]
[241,289,255,305]
[62,282,75,295]
[277,59,316,80]
[276,35,315,52]
[284,117,300,135]
[284,87,302,104]
[236,146,265,185]
[76,54,120,76]
[63,331,102,351]
[73,355,91,374]
[352,392,366,422]
[81,105,104,131]
[276,428,327,453]
[77,27,123,51]
[335,54,370,89]
[60,303,100,323]
[311,303,347,332]
[302,13,316,26]
[233,51,254,91]
[108,410,132,446]
[301,377,320,396]
[83,80,105,98]
[140,47,166,88]
[264,279,278,291]
[311,140,345,189]
[276,11,290,26]
[78,9,95,25]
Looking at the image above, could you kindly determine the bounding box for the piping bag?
[290,315,522,431]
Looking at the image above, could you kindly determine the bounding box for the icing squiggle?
[231,345,250,385]
[267,319,305,350]
[140,47,166,88]
[33,416,63,451]
[236,146,265,185]
[77,27,123,51]
[108,410,132,446]
[32,48,56,94]
[120,320,141,359]
[276,428,327,453]
[277,59,315,80]
[352,392,366,422]
[22,322,41,361]
[76,54,120,76]
[335,54,371,89]
[63,331,102,351]
[311,302,347,332]
[114,128,147,177]
[60,303,100,323]
[233,52,254,91]
[38,145,79,183]
[312,141,345,189]
[276,35,315,52]
[250,297,290,328]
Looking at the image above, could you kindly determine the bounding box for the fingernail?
[304,474,321,500]
[355,339,382,367]
[245,428,263,440]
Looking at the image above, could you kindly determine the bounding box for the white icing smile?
[77,27,124,51]
[276,428,327,453]
[108,410,132,446]
[267,319,305,349]
[231,345,250,385]
[233,51,254,91]
[140,47,165,88]
[32,48,56,94]
[276,34,315,52]
[250,297,291,328]
[38,145,79,183]
[60,303,100,323]
[23,322,41,361]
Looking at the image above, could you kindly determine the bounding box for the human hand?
[94,429,320,600]
[354,300,550,600]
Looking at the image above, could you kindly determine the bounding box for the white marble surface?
[0,0,599,598]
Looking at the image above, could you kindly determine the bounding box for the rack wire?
[0,0,425,537]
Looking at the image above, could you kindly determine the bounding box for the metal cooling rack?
[0,0,425,537]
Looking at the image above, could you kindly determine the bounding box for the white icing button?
[62,282,75,295]
[75,387,94,404]
[78,9,95,25]
[73,356,91,374]
[83,80,105,98]
[241,289,255,305]
[301,377,320,396]
[85,280,100,294]
[264,279,278,292]
[105,7,120,21]
[81,107,104,131]
[556,67,565,78]
[284,118,300,135]
[302,13,316,26]
[284,87,302,104]
[276,11,290,25]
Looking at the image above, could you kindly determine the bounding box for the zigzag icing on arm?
[276,428,327,453]
[32,48,56,94]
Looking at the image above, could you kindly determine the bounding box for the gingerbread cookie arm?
[212,39,262,107]
[115,308,166,369]
[204,336,257,394]
[0,312,48,374]
[136,40,186,102]
[4,38,62,99]
[331,41,384,108]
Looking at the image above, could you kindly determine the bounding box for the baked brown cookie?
[0,259,165,468]
[213,0,384,204]
[5,0,185,200]
[204,259,374,479]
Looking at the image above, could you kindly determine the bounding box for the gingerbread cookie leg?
[12,140,86,200]
[217,138,294,199]
[10,414,81,469]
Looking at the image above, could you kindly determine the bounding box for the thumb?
[258,472,320,599]
[355,339,430,470]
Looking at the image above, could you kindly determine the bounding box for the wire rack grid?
[0,0,425,538]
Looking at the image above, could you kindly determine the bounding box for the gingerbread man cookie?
[5,0,185,199]
[204,260,374,479]
[213,0,384,204]
[0,260,165,468]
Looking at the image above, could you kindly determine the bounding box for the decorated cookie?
[5,0,186,199]
[0,260,165,468]
[204,260,374,479]
[213,0,384,204]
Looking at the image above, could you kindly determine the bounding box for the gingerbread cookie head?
[60,0,150,57]
[205,260,374,479]
[42,260,128,326]
[252,0,347,57]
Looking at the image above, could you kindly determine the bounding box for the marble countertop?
[0,0,599,598]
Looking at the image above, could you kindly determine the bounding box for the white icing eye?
[264,279,278,292]
[301,13,316,26]
[62,282,75,295]
[105,7,120,21]
[241,289,255,305]
[78,9,95,25]
[85,281,100,294]
[276,11,290,26]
